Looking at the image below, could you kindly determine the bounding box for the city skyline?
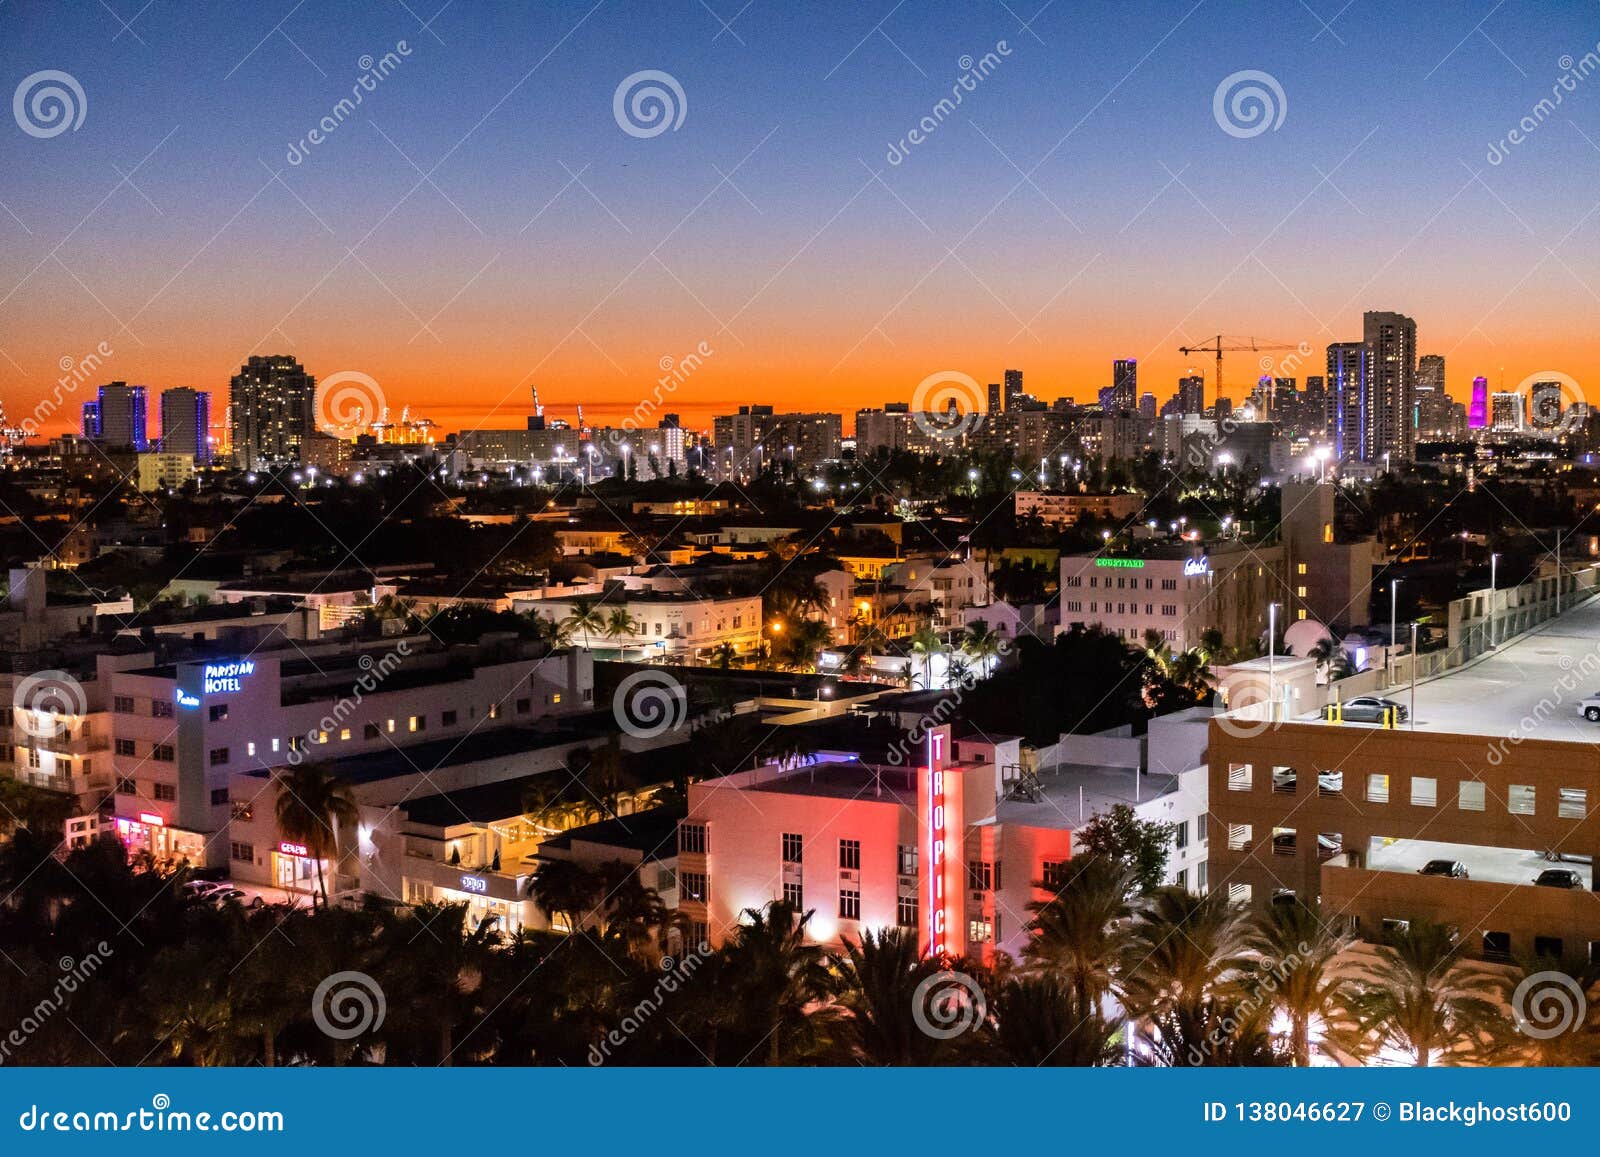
[4,3,1600,438]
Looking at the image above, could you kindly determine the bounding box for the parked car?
[1533,868,1584,889]
[208,887,247,904]
[1578,696,1600,722]
[1418,859,1469,879]
[181,880,227,898]
[1337,696,1409,724]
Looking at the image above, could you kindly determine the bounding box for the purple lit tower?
[1468,376,1488,429]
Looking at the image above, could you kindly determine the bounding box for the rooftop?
[996,762,1179,830]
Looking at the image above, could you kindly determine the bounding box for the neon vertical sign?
[926,730,948,957]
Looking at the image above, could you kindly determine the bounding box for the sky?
[3,0,1599,438]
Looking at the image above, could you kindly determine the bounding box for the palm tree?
[910,625,944,689]
[273,762,358,909]
[1336,922,1501,1066]
[1121,887,1254,1024]
[395,901,501,1065]
[710,642,737,670]
[994,975,1120,1066]
[603,608,641,650]
[1023,855,1135,1013]
[830,926,945,1064]
[528,858,604,933]
[960,619,1004,676]
[1496,958,1600,1066]
[1140,997,1286,1066]
[722,900,832,1064]
[1247,900,1353,1066]
[560,598,606,650]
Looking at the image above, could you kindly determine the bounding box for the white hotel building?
[105,638,594,885]
[1060,540,1285,652]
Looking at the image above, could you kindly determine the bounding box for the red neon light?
[278,841,310,857]
[138,812,164,827]
[927,730,948,957]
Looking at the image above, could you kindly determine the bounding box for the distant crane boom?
[1177,334,1297,405]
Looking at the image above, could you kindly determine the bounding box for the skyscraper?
[1529,381,1564,431]
[1415,354,1449,440]
[1326,342,1366,462]
[1492,392,1524,432]
[1469,376,1489,429]
[229,356,317,469]
[1138,392,1157,419]
[987,381,1002,414]
[1003,369,1024,411]
[92,383,148,450]
[81,401,100,440]
[1363,310,1417,462]
[1112,359,1137,412]
[1177,372,1204,414]
[160,387,211,463]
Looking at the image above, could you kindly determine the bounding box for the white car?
[1579,696,1600,722]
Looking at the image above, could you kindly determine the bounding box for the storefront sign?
[1094,557,1144,569]
[176,690,200,708]
[202,660,256,695]
[138,812,164,827]
[278,841,310,857]
[1183,556,1211,576]
[459,874,488,894]
[926,730,949,957]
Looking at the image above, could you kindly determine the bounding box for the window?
[210,787,229,806]
[1175,868,1188,890]
[1227,824,1253,851]
[839,839,861,870]
[1173,821,1188,850]
[679,872,707,903]
[230,842,254,864]
[153,783,176,801]
[1272,766,1297,794]
[385,718,396,733]
[1410,777,1437,807]
[364,723,380,739]
[679,822,707,854]
[1508,785,1536,816]
[1041,860,1067,890]
[968,860,993,890]
[1560,788,1587,820]
[246,742,256,757]
[151,744,174,762]
[1535,936,1564,960]
[408,715,425,733]
[1366,773,1389,803]
[968,919,992,944]
[1197,814,1208,842]
[115,776,135,794]
[208,704,228,722]
[209,747,230,767]
[897,894,918,927]
[442,710,457,726]
[897,844,918,876]
[1272,827,1296,856]
[1482,931,1511,960]
[838,888,860,920]
[782,832,803,864]
[1458,781,1486,812]
[1227,763,1253,791]
[782,882,803,909]
[113,695,134,714]
[231,801,253,822]
[114,739,135,757]
[153,699,174,718]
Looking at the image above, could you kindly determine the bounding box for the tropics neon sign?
[926,730,949,958]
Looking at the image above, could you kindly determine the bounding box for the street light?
[1409,622,1419,730]
[1388,578,1401,685]
[1268,602,1280,722]
[1489,552,1499,649]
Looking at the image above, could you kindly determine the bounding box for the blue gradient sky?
[3,0,1598,434]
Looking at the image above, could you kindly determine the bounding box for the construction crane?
[1178,335,1298,413]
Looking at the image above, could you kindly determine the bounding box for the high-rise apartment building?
[92,383,148,450]
[1326,342,1366,462]
[1112,359,1137,412]
[987,381,1002,414]
[1363,310,1417,462]
[1003,368,1023,411]
[1492,392,1525,432]
[80,401,100,440]
[160,387,211,463]
[1529,381,1564,431]
[229,356,316,469]
[1414,354,1453,441]
[1177,372,1204,414]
